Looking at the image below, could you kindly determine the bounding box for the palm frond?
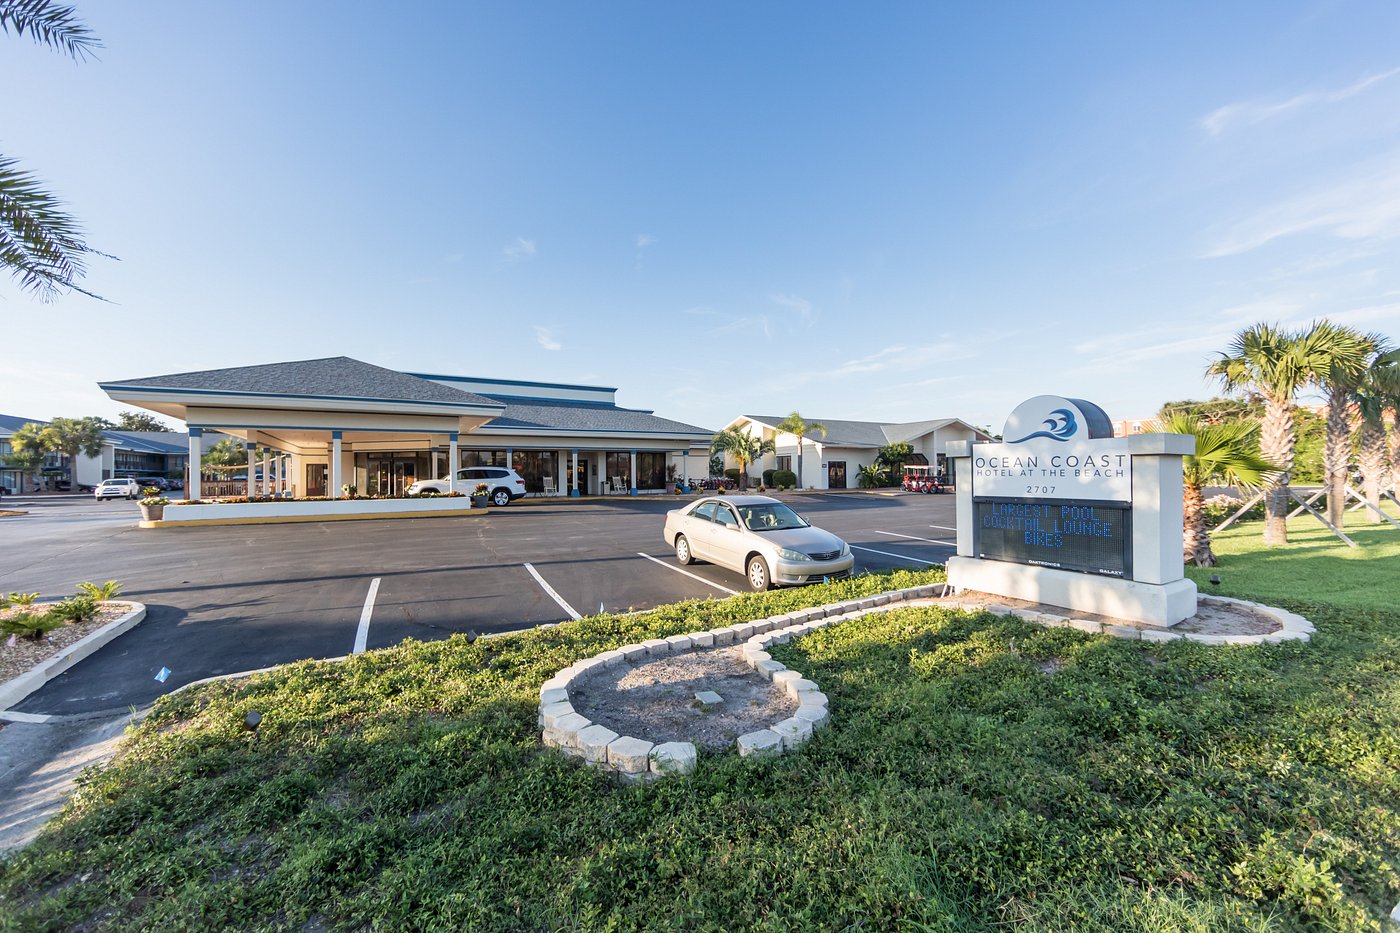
[0,0,101,60]
[0,154,108,301]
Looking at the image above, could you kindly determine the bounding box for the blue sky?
[5,1,1400,433]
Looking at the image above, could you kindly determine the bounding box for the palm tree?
[38,416,106,487]
[774,412,825,489]
[203,437,247,468]
[710,427,774,491]
[1308,322,1385,528]
[1208,322,1351,545]
[1353,350,1400,523]
[7,422,48,492]
[1158,413,1277,566]
[1,1,106,301]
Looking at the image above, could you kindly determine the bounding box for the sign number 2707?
[1026,485,1056,494]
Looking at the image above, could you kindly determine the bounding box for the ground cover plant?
[1,559,1397,931]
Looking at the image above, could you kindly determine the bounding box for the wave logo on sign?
[1008,408,1078,443]
[1002,396,1114,445]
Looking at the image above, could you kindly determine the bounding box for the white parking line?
[928,523,959,532]
[849,544,937,566]
[636,552,740,595]
[352,577,380,654]
[524,562,583,620]
[873,530,957,546]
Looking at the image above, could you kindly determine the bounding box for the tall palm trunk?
[1357,421,1387,524]
[1260,397,1295,545]
[1324,387,1353,528]
[1183,481,1216,566]
[1389,412,1400,497]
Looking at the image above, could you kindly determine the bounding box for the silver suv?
[407,467,527,506]
[95,477,141,501]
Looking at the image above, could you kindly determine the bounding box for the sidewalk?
[0,712,135,853]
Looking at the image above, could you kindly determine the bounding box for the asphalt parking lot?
[0,491,957,716]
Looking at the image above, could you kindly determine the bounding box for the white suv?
[407,467,527,506]
[95,477,142,501]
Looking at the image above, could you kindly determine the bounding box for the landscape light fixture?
[1209,575,1221,587]
[244,711,261,732]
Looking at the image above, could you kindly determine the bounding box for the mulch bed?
[0,602,132,687]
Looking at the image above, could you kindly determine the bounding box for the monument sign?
[946,395,1197,626]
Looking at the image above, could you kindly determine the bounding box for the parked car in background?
[407,467,527,506]
[662,494,854,591]
[94,477,142,501]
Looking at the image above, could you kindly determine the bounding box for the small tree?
[875,441,913,486]
[710,427,774,491]
[1158,413,1277,566]
[774,412,825,489]
[5,422,47,492]
[37,416,106,486]
[115,411,172,432]
[1307,322,1384,528]
[202,437,247,468]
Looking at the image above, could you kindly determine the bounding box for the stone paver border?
[538,585,944,780]
[538,585,1315,780]
[938,593,1315,646]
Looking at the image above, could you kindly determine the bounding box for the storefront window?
[510,450,558,493]
[461,449,507,468]
[637,452,665,489]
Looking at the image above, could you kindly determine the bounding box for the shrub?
[77,580,123,601]
[51,595,100,624]
[6,591,40,608]
[773,469,797,488]
[1,610,63,641]
[762,469,776,486]
[723,468,740,482]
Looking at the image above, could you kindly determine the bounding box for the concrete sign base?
[946,556,1198,627]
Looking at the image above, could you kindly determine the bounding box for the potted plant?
[665,463,679,494]
[139,487,170,521]
[471,482,490,508]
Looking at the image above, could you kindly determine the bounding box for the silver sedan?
[662,495,855,591]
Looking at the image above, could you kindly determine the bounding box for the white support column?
[448,433,459,494]
[506,446,514,471]
[260,451,270,496]
[629,449,638,495]
[281,454,290,495]
[187,429,203,500]
[331,432,343,499]
[570,448,579,496]
[244,442,257,497]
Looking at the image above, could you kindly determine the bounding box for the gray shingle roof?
[103,430,189,454]
[480,400,712,437]
[0,414,47,434]
[744,415,982,448]
[103,357,502,408]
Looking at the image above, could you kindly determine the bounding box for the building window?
[510,450,559,493]
[461,449,507,468]
[636,452,665,490]
[776,455,791,472]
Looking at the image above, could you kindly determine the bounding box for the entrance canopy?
[99,356,713,500]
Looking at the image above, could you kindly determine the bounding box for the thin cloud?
[769,292,815,323]
[1205,155,1400,257]
[533,325,562,351]
[636,234,656,248]
[501,236,537,262]
[1202,67,1400,136]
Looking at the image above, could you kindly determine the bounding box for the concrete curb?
[0,602,147,712]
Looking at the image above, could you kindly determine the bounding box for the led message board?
[973,499,1131,578]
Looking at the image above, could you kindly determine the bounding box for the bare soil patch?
[569,645,797,751]
[943,591,1281,636]
[0,603,131,686]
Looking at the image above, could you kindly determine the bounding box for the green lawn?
[1,550,1397,931]
[1186,502,1400,613]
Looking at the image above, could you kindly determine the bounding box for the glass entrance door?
[568,458,589,495]
[827,461,847,489]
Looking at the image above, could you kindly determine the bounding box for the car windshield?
[737,503,808,532]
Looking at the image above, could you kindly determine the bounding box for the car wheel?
[747,555,771,591]
[491,488,511,507]
[674,535,693,565]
